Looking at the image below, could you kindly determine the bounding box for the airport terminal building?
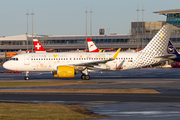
[0,9,180,61]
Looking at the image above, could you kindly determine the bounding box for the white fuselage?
[3,52,140,72]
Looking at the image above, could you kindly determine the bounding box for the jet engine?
[53,66,75,78]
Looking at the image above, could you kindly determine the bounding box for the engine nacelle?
[53,66,75,78]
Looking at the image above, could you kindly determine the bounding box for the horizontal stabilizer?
[153,54,177,61]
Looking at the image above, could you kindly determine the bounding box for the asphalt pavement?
[1,67,180,120]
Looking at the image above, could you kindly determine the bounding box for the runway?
[1,67,180,119]
[0,93,180,102]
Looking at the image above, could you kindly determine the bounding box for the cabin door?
[24,54,30,65]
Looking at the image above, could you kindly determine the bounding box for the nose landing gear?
[24,71,29,80]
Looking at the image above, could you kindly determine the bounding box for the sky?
[0,0,180,36]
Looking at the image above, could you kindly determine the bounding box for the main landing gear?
[81,74,90,80]
[24,71,29,80]
[81,68,90,80]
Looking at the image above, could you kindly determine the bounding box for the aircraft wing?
[153,54,177,61]
[73,59,113,67]
[73,48,121,67]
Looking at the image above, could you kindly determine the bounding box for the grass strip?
[0,89,160,93]
[0,82,96,87]
[0,102,104,120]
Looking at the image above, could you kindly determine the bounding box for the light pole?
[90,6,93,40]
[141,4,145,49]
[136,5,140,49]
[85,7,88,51]
[31,9,34,52]
[26,9,29,51]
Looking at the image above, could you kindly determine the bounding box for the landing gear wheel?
[85,75,90,80]
[81,75,90,80]
[24,76,29,80]
[81,74,85,80]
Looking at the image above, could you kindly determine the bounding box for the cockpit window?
[10,58,18,61]
[10,58,15,60]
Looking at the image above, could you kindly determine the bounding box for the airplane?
[3,24,175,80]
[167,40,180,62]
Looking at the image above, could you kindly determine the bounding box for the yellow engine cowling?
[53,66,75,78]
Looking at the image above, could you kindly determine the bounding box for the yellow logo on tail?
[160,34,163,37]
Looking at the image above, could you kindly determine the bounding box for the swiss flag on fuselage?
[33,39,46,51]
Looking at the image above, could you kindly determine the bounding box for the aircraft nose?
[3,61,10,70]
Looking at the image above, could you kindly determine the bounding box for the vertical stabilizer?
[130,24,172,68]
[167,41,179,55]
[142,24,172,54]
[33,39,46,52]
[87,38,99,52]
